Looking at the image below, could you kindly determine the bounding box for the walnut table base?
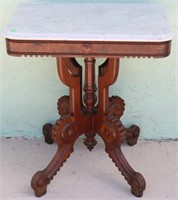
[31,57,146,197]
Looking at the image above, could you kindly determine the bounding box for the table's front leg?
[31,115,78,197]
[100,115,146,197]
[32,57,85,197]
[95,58,146,197]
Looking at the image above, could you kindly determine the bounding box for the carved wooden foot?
[42,123,54,145]
[31,170,48,197]
[125,125,140,146]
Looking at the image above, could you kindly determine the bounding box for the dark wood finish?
[42,123,53,145]
[6,39,171,58]
[5,37,172,198]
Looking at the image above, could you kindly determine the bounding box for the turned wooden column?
[83,57,97,113]
[83,57,97,150]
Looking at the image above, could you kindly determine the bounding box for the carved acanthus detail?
[108,96,125,119]
[57,95,71,116]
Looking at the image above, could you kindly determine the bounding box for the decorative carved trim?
[6,38,171,58]
[99,115,126,151]
[51,115,77,146]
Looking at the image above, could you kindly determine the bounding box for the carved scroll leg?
[99,116,145,197]
[107,147,146,197]
[31,145,72,197]
[32,115,77,197]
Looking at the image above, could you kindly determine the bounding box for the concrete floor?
[0,137,177,200]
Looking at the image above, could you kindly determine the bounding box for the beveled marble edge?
[3,2,174,42]
[4,32,174,42]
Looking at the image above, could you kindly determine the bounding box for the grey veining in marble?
[3,2,174,42]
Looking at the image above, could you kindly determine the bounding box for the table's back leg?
[107,95,140,146]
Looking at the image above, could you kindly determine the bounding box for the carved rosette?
[51,115,77,148]
[100,115,126,151]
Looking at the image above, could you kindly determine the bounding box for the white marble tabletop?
[4,2,174,42]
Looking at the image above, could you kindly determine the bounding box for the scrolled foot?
[126,125,140,146]
[43,123,54,144]
[31,171,49,197]
[131,172,146,197]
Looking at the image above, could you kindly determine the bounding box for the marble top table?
[4,2,173,198]
[4,2,173,57]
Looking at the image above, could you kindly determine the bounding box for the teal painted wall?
[1,0,178,139]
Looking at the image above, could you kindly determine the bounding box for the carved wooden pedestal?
[31,57,146,197]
